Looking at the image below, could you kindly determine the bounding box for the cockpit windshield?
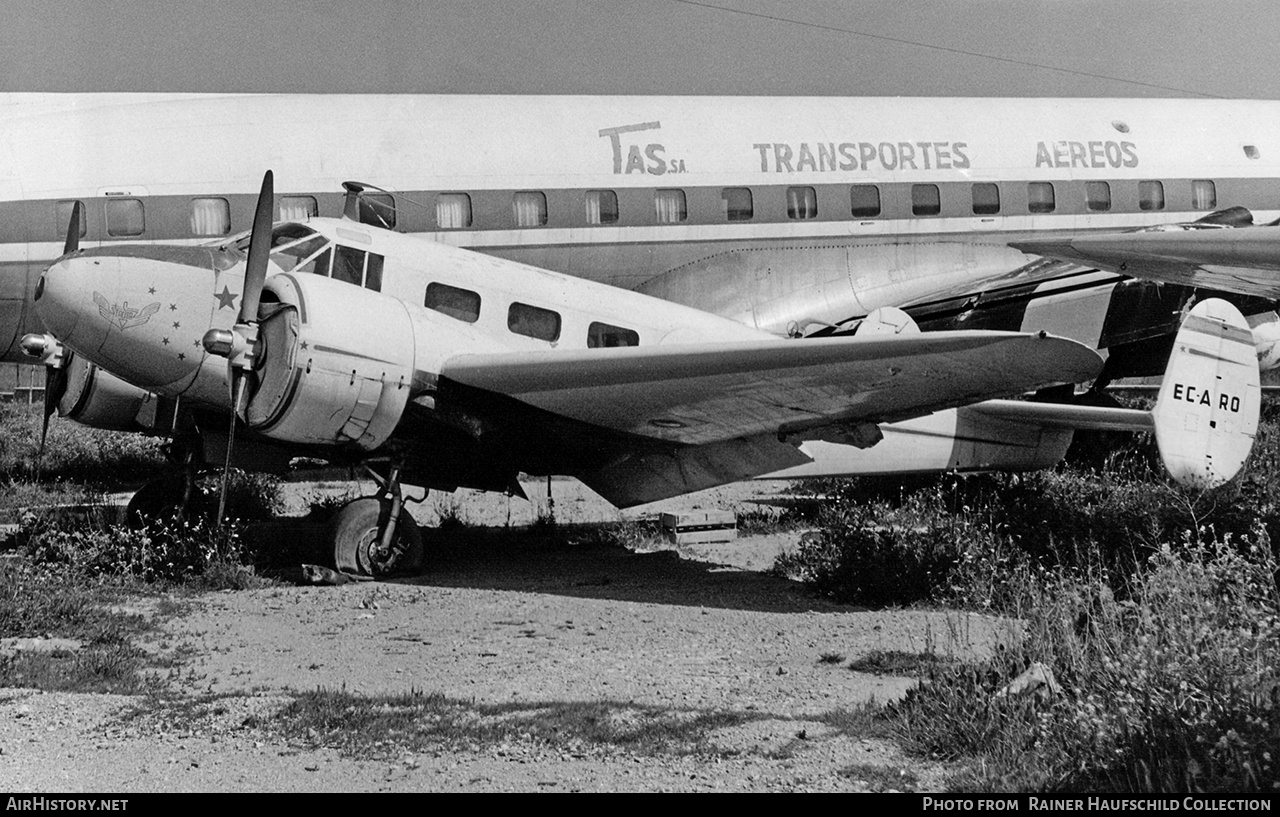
[255,223,333,275]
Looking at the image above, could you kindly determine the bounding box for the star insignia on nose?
[177,352,186,361]
[162,337,170,346]
[148,286,156,295]
[215,286,239,310]
[169,304,177,311]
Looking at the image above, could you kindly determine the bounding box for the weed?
[269,688,760,759]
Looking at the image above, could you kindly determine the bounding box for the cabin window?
[850,185,880,217]
[586,190,619,224]
[279,196,318,221]
[655,189,687,223]
[1139,180,1165,211]
[436,193,472,229]
[513,191,548,227]
[1244,145,1261,160]
[971,183,1000,215]
[425,283,481,323]
[912,184,941,216]
[332,245,365,286]
[1192,180,1217,210]
[357,192,396,229]
[588,322,639,348]
[364,254,384,292]
[190,198,230,236]
[1086,181,1112,212]
[508,302,561,342]
[54,200,85,240]
[787,187,817,220]
[105,198,145,236]
[722,187,753,221]
[1027,182,1056,214]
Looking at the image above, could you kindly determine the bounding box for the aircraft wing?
[1011,227,1280,299]
[439,331,1102,448]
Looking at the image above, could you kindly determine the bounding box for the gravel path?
[1,480,1017,792]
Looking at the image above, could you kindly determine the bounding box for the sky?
[1,0,1278,99]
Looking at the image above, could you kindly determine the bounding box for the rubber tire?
[329,497,425,578]
[125,479,189,529]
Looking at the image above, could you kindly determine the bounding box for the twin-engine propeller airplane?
[23,173,1262,578]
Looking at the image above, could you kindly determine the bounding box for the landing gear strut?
[329,462,425,579]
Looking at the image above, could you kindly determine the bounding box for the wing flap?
[440,331,1102,447]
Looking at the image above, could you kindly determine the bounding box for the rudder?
[1152,298,1261,489]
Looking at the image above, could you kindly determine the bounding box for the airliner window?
[787,187,817,220]
[1192,180,1216,210]
[912,184,941,216]
[513,191,548,227]
[55,200,86,240]
[333,245,366,286]
[508,302,561,342]
[586,190,619,224]
[190,198,231,236]
[588,322,639,348]
[722,188,753,221]
[278,196,318,221]
[106,198,145,236]
[850,185,880,217]
[971,184,1000,215]
[425,283,480,323]
[1139,180,1165,211]
[1086,181,1112,212]
[1028,182,1056,214]
[436,193,472,229]
[655,189,687,223]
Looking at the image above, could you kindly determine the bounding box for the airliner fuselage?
[4,93,1279,365]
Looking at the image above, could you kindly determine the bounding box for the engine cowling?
[57,356,154,431]
[241,274,418,451]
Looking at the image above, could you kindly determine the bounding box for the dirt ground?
[0,478,1017,792]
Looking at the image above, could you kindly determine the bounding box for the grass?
[772,411,1280,791]
[263,689,759,759]
[0,559,159,694]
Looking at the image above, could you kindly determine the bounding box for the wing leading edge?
[439,331,1101,506]
[440,331,1102,447]
[1012,227,1280,299]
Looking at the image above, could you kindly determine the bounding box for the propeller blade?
[216,371,249,528]
[37,353,71,481]
[239,170,274,324]
[63,201,82,255]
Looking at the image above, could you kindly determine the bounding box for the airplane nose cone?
[36,246,238,395]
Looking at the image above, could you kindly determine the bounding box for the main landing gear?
[329,462,425,579]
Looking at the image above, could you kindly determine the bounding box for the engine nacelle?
[58,356,155,431]
[243,274,418,451]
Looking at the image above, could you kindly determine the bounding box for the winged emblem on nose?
[93,292,162,331]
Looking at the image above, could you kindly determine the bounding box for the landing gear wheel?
[329,497,425,579]
[126,479,189,529]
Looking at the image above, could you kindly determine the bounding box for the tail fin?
[1152,298,1261,488]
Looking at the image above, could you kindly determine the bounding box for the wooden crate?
[660,510,737,544]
